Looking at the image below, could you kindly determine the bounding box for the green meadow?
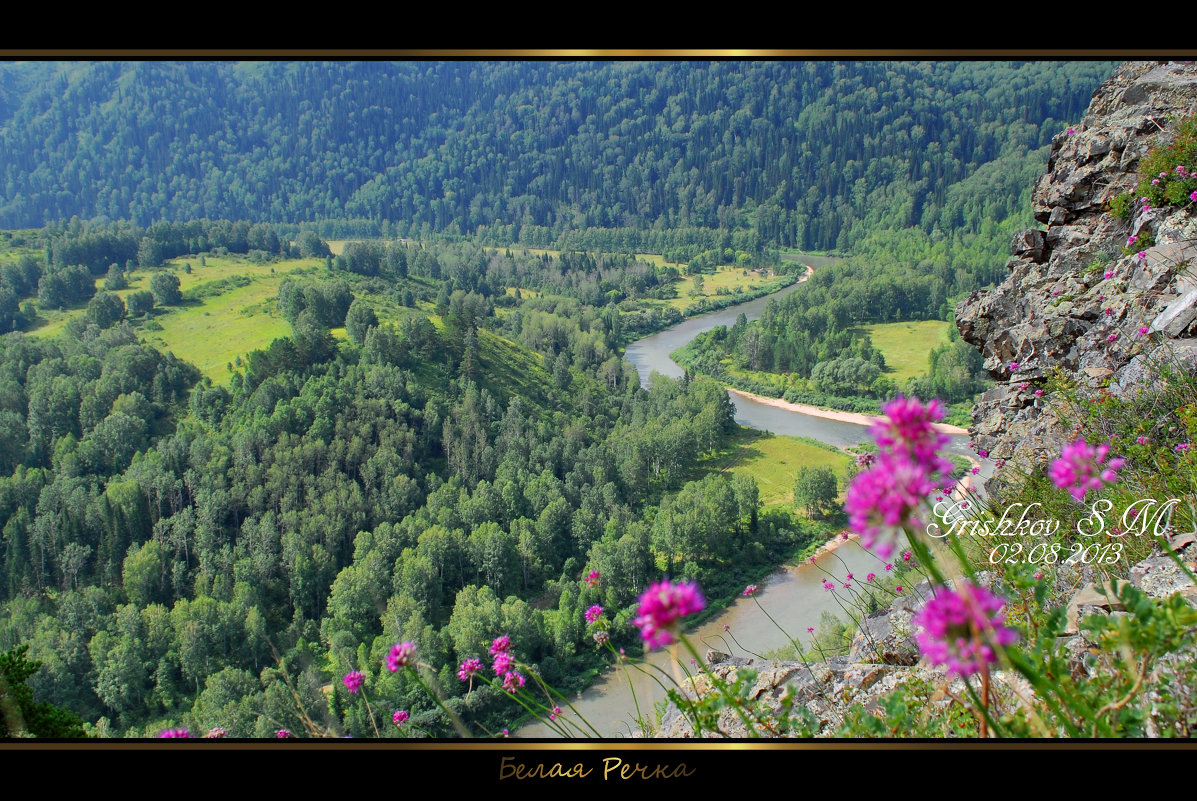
[712,427,850,509]
[30,255,319,383]
[863,319,952,384]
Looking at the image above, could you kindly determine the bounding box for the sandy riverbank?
[726,387,970,435]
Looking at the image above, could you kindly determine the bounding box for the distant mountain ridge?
[0,61,1112,250]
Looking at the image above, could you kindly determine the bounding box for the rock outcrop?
[956,61,1197,483]
[656,542,1197,738]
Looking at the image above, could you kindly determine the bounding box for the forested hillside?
[0,61,1111,252]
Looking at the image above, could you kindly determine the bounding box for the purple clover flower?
[458,658,482,681]
[633,580,705,649]
[386,641,416,672]
[913,583,1018,678]
[501,671,526,693]
[1049,438,1125,501]
[585,604,603,624]
[343,670,365,694]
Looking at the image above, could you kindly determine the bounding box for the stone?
[1128,556,1197,602]
[1063,580,1130,634]
[1150,288,1197,337]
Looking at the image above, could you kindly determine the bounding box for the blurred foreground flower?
[634,579,705,649]
[1048,438,1124,501]
[913,583,1018,678]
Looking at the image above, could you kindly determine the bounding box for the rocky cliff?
[957,61,1197,482]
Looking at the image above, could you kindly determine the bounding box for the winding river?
[517,257,970,738]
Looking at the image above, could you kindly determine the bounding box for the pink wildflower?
[1049,438,1125,501]
[807,627,815,633]
[1107,333,1118,342]
[1128,236,1138,246]
[971,467,980,475]
[1135,251,1147,262]
[1136,436,1148,445]
[205,727,227,738]
[458,658,482,681]
[1035,389,1043,397]
[902,550,913,562]
[585,604,603,624]
[1009,362,1019,371]
[1152,179,1160,185]
[633,579,705,649]
[1104,270,1114,279]
[885,563,894,572]
[913,583,1018,678]
[585,570,600,587]
[1034,572,1043,580]
[856,452,875,469]
[276,729,291,738]
[501,671,526,693]
[386,641,416,672]
[1138,327,1149,337]
[895,586,903,594]
[490,635,511,655]
[1104,307,1113,316]
[343,670,365,694]
[866,573,876,582]
[845,452,939,558]
[1176,443,1190,453]
[1067,128,1075,135]
[492,651,512,675]
[846,573,854,580]
[743,585,758,596]
[392,710,409,727]
[156,729,191,738]
[978,449,988,458]
[823,580,835,592]
[870,396,951,466]
[1190,190,1197,202]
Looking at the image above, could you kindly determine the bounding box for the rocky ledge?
[956,61,1197,483]
[657,539,1197,738]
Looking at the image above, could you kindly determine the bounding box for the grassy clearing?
[661,264,776,312]
[139,277,297,383]
[476,328,553,412]
[863,320,951,384]
[710,427,850,508]
[29,255,323,383]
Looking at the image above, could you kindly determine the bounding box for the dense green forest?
[0,62,1110,252]
[0,226,823,737]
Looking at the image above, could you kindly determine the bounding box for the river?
[517,257,971,738]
